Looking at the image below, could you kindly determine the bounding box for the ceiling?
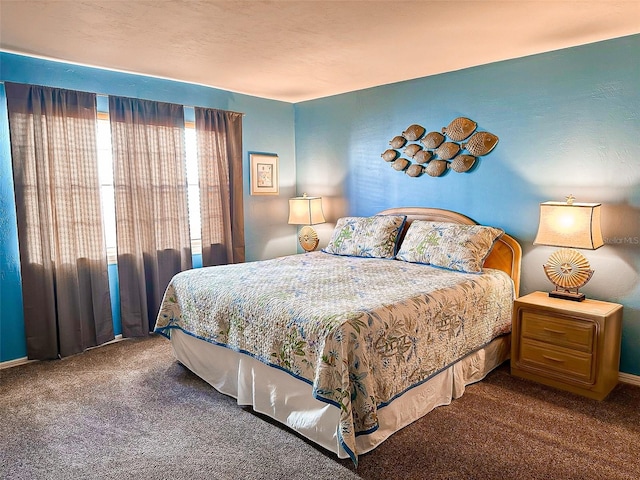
[1,1,639,103]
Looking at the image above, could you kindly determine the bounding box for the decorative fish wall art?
[414,150,432,164]
[381,117,498,178]
[389,135,407,149]
[442,117,477,142]
[421,131,445,149]
[402,124,426,141]
[381,149,398,162]
[433,142,460,160]
[461,131,499,156]
[403,143,423,158]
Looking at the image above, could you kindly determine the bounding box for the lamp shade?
[533,201,604,250]
[288,195,325,225]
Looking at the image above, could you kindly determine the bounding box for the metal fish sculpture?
[442,117,477,142]
[414,149,433,164]
[420,131,445,149]
[402,124,426,141]
[433,142,460,160]
[462,131,499,156]
[381,149,399,162]
[450,154,476,173]
[425,160,448,177]
[406,164,424,177]
[389,135,407,149]
[392,158,410,171]
[403,143,423,158]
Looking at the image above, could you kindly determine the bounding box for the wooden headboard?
[378,207,522,296]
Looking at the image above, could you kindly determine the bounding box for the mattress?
[155,251,515,462]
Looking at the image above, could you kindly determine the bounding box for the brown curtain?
[195,107,245,266]
[5,82,114,360]
[109,96,192,336]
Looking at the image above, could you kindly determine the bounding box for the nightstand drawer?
[519,339,594,384]
[521,311,595,352]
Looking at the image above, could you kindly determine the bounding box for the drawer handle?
[543,327,566,335]
[542,355,565,363]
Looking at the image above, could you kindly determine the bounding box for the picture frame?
[250,153,279,195]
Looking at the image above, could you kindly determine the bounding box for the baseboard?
[619,372,640,387]
[0,335,124,370]
[0,356,34,370]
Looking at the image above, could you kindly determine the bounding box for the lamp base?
[542,248,594,303]
[298,225,319,252]
[548,290,586,302]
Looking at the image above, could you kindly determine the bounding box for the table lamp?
[288,194,326,252]
[533,195,604,301]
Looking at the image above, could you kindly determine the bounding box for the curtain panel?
[5,82,114,360]
[109,96,192,336]
[194,108,245,266]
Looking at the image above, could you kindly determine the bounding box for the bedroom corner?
[294,34,640,380]
[0,52,297,366]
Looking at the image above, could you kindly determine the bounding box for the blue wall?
[2,36,639,375]
[295,35,640,375]
[0,82,26,362]
[0,52,297,362]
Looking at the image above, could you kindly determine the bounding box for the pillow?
[396,221,503,273]
[322,215,406,259]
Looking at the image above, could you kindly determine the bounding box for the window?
[96,111,117,263]
[184,117,202,255]
[96,101,202,264]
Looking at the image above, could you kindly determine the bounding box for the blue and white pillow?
[396,221,503,273]
[322,215,406,259]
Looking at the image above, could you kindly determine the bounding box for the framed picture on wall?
[250,153,279,195]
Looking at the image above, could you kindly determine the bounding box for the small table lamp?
[288,193,326,252]
[533,195,604,301]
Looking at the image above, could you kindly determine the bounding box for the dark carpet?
[1,335,638,480]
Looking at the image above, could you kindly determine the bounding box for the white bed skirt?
[170,329,510,459]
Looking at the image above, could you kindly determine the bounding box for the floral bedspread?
[154,252,514,463]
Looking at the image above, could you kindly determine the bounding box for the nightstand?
[511,291,622,400]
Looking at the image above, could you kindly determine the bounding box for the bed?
[154,207,522,464]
